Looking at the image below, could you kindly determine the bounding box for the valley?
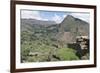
[21,15,89,63]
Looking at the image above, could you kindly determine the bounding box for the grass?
[56,48,79,60]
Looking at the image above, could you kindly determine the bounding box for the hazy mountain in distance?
[21,19,57,31]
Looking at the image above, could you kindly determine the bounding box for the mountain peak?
[67,15,74,17]
[66,15,74,19]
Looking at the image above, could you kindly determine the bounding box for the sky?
[21,10,90,23]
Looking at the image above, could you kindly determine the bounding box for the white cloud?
[21,10,49,21]
[70,13,90,23]
[21,10,40,19]
[52,14,65,23]
[63,14,67,18]
[42,18,49,21]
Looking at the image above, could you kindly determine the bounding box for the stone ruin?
[68,36,89,60]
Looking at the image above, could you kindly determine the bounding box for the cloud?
[70,13,90,23]
[63,14,67,18]
[52,14,67,23]
[21,10,49,21]
[21,10,40,19]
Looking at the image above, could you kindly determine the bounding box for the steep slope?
[57,15,89,44]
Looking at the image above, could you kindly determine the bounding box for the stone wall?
[68,36,89,60]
